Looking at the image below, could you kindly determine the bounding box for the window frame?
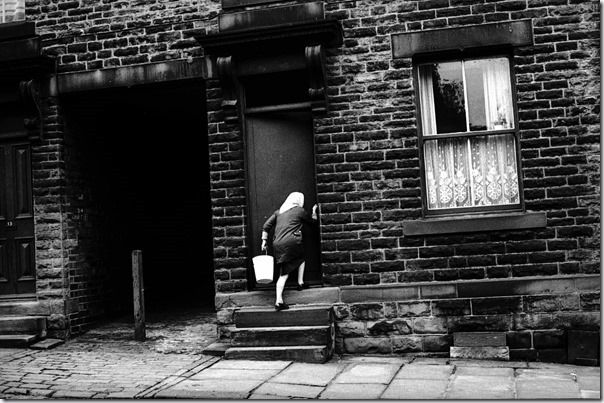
[413,48,525,218]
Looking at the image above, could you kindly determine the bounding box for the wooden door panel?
[246,110,321,286]
[0,239,8,282]
[13,145,32,218]
[16,238,34,280]
[0,146,6,221]
[0,141,35,297]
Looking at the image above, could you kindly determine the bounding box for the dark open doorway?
[62,80,214,316]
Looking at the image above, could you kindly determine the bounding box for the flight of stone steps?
[223,304,335,363]
[0,315,47,348]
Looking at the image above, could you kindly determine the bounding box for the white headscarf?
[279,192,304,214]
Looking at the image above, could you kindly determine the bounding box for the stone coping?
[215,274,600,309]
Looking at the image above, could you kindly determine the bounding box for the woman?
[261,192,318,311]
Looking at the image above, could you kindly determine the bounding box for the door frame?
[242,100,322,290]
[0,137,36,300]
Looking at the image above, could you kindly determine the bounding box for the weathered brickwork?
[28,0,221,72]
[201,0,600,293]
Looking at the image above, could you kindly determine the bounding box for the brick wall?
[205,0,600,293]
[28,0,220,72]
[312,0,600,287]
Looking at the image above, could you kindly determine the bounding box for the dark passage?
[63,80,214,316]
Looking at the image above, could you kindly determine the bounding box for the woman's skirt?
[278,257,305,276]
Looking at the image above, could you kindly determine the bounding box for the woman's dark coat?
[262,206,315,267]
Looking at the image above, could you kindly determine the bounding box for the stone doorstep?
[0,334,40,348]
[224,345,330,363]
[202,342,229,356]
[234,306,332,328]
[30,338,64,350]
[232,325,331,347]
[0,316,47,335]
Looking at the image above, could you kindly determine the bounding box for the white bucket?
[252,254,274,284]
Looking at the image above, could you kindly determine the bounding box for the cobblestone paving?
[0,307,218,399]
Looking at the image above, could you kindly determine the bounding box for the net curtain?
[419,59,519,211]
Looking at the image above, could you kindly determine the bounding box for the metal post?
[132,250,146,341]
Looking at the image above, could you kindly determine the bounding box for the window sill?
[402,211,546,236]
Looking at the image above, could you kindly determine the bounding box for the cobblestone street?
[0,307,600,400]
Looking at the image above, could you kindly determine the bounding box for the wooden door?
[246,110,321,286]
[0,141,35,297]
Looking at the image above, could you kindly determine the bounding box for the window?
[1,0,24,23]
[416,55,521,215]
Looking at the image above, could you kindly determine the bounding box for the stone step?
[0,316,47,336]
[202,342,230,356]
[0,334,40,348]
[453,332,506,347]
[450,346,510,361]
[224,345,330,363]
[234,305,333,328]
[232,325,332,347]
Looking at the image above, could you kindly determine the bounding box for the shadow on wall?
[62,80,215,318]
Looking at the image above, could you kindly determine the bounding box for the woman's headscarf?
[279,192,304,214]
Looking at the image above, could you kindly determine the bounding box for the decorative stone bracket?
[196,19,342,121]
[18,79,43,140]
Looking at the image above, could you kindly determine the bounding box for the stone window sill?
[402,211,546,236]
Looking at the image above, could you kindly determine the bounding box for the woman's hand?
[312,204,319,219]
[261,239,267,251]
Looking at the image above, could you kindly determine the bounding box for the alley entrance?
[62,80,214,315]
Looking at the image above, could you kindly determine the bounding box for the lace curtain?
[419,58,519,211]
[1,0,24,23]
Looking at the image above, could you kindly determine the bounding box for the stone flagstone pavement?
[0,349,600,399]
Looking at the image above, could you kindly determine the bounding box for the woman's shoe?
[275,303,289,311]
[296,283,309,291]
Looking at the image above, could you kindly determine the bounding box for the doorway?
[243,71,322,287]
[62,80,214,314]
[0,140,35,298]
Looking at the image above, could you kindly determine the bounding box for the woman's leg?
[275,273,289,305]
[297,261,306,285]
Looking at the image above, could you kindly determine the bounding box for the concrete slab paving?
[450,359,529,368]
[211,359,292,370]
[581,390,601,399]
[332,363,401,384]
[395,363,454,379]
[341,355,410,365]
[249,393,284,399]
[516,380,581,399]
[253,381,324,398]
[382,379,448,399]
[577,375,600,390]
[319,382,387,399]
[189,367,280,381]
[455,366,514,377]
[269,362,341,386]
[446,375,515,399]
[154,378,264,399]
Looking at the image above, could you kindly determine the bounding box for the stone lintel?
[219,2,324,32]
[48,57,210,96]
[392,20,533,58]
